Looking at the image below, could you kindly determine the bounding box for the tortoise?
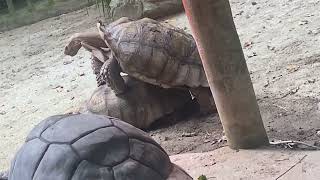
[8,114,193,180]
[85,75,193,129]
[97,17,216,113]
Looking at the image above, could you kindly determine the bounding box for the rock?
[251,1,257,5]
[181,132,198,137]
[111,0,144,20]
[110,0,183,20]
[243,41,253,49]
[63,60,73,65]
[286,65,300,73]
[307,79,316,83]
[316,130,320,137]
[298,20,309,25]
[247,52,257,58]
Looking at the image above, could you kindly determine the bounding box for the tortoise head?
[64,34,82,56]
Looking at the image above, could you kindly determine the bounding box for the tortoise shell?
[9,114,173,180]
[86,75,192,129]
[100,18,209,89]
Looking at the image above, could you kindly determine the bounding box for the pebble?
[299,20,309,25]
[0,111,6,115]
[247,52,257,58]
[63,60,73,65]
[181,132,197,137]
[307,79,316,83]
[71,84,78,89]
[252,1,257,5]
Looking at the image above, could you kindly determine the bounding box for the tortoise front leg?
[97,55,127,95]
[91,56,104,83]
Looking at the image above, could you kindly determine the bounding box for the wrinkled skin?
[64,31,107,56]
[64,32,112,86]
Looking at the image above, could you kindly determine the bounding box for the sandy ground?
[1,0,320,172]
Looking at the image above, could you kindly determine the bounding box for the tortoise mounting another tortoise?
[97,17,216,113]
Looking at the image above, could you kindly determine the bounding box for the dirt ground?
[1,0,320,172]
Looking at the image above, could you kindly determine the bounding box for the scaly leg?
[190,87,216,115]
[98,55,127,95]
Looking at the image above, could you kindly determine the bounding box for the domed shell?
[101,18,209,89]
[9,114,172,180]
[86,76,192,129]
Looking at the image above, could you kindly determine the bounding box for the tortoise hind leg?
[190,87,216,115]
[98,55,127,95]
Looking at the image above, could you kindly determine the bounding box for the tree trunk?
[182,0,269,149]
[5,0,14,14]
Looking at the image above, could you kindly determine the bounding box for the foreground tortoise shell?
[9,114,192,180]
[97,17,209,89]
[86,75,192,129]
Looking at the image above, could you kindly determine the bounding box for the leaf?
[198,175,208,180]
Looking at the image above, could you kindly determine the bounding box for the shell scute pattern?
[106,18,208,88]
[9,114,172,180]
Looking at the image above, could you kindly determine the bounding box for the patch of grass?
[0,0,94,31]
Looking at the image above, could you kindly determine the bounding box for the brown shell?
[103,18,209,88]
[85,75,192,129]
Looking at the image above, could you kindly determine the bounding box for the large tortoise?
[97,17,207,89]
[8,114,192,180]
[97,17,215,113]
[85,75,193,129]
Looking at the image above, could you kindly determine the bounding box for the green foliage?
[95,0,111,17]
[48,0,55,8]
[198,175,208,180]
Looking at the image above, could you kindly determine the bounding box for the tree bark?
[182,0,269,149]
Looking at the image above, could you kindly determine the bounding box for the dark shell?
[103,18,209,88]
[9,114,172,180]
[86,76,192,129]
